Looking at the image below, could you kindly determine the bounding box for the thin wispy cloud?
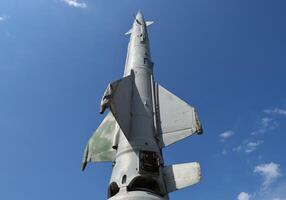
[219,131,235,154]
[233,145,242,152]
[237,192,250,200]
[235,106,285,199]
[251,107,285,136]
[219,130,234,142]
[221,149,228,155]
[233,106,283,155]
[264,108,286,115]
[245,140,264,153]
[254,162,281,190]
[238,183,286,200]
[62,0,87,8]
[251,117,278,136]
[0,15,9,22]
[237,163,284,200]
[233,140,264,154]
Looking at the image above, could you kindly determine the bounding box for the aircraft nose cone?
[135,11,145,24]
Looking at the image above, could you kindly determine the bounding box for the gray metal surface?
[163,162,201,193]
[82,11,203,200]
[109,191,166,200]
[157,84,203,147]
[100,74,133,138]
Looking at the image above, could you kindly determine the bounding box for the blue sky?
[0,0,285,199]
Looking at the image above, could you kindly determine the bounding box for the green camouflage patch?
[82,112,119,170]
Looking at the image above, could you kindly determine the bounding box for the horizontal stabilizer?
[157,84,203,148]
[100,73,133,139]
[125,21,153,35]
[81,112,119,171]
[146,21,154,26]
[125,28,133,35]
[163,162,201,193]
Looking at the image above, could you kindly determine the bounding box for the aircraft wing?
[156,84,203,148]
[81,112,120,171]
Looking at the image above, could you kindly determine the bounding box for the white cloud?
[62,0,87,8]
[233,145,242,152]
[248,182,286,200]
[261,117,274,128]
[0,15,9,22]
[238,192,251,200]
[233,140,263,153]
[251,117,278,136]
[251,107,285,136]
[264,108,286,115]
[245,140,264,153]
[219,130,234,141]
[222,149,228,155]
[254,162,281,189]
[236,162,284,200]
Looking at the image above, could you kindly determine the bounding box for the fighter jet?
[82,11,203,200]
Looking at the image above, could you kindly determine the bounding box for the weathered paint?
[82,112,119,170]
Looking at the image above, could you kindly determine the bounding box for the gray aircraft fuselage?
[109,12,167,200]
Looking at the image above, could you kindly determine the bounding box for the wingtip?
[197,126,203,135]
